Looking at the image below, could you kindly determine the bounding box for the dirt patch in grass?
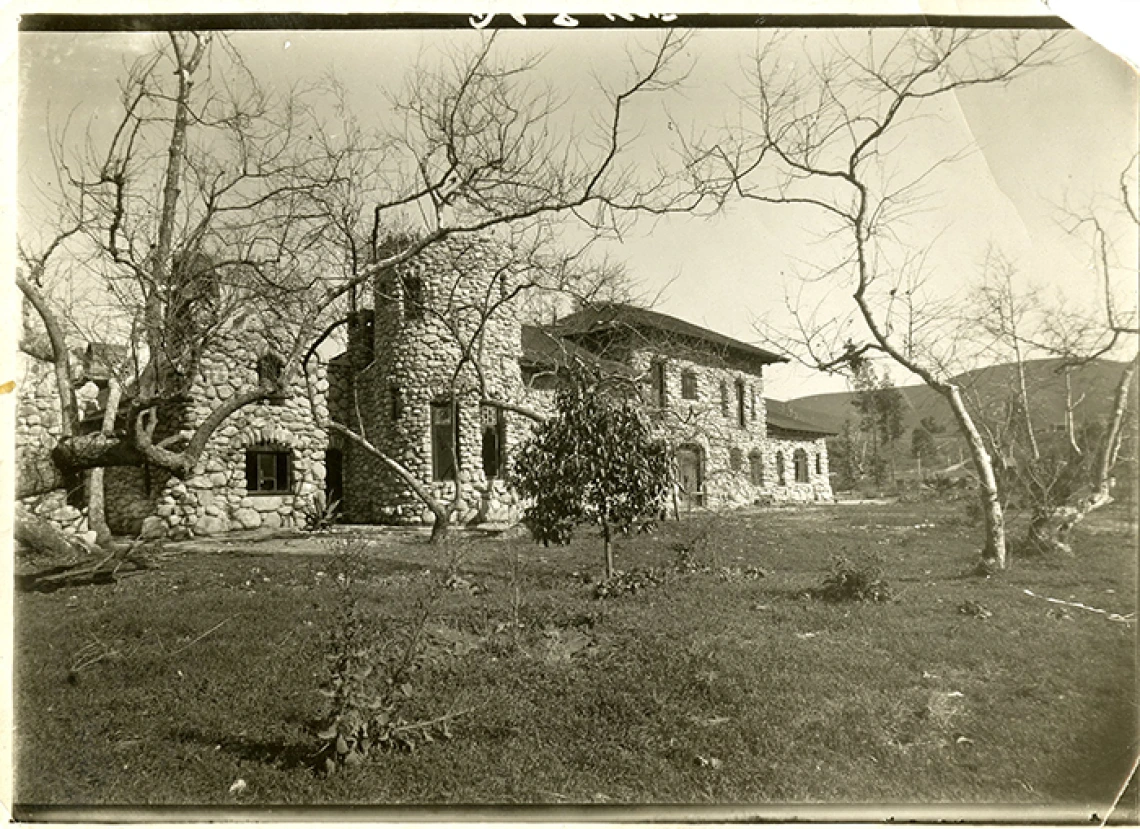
[13,502,1137,815]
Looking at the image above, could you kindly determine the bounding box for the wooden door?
[676,445,704,509]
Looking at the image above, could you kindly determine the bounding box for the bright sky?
[16,18,1139,400]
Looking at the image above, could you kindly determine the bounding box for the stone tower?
[337,235,527,525]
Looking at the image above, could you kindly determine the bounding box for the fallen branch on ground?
[1022,588,1135,623]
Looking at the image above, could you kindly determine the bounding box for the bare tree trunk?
[1026,355,1137,555]
[945,385,1007,570]
[15,506,94,567]
[86,378,122,547]
[1063,368,1085,455]
[429,506,451,543]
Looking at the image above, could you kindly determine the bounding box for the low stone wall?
[15,353,94,540]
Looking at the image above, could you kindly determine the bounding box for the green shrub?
[593,567,670,599]
[298,490,340,532]
[812,553,893,603]
[315,539,464,775]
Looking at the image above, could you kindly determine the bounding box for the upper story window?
[720,381,729,418]
[794,448,810,483]
[816,452,823,476]
[404,274,425,321]
[735,379,747,428]
[776,451,786,486]
[257,351,287,404]
[751,388,758,422]
[390,383,403,422]
[431,399,459,481]
[681,370,698,401]
[650,361,667,408]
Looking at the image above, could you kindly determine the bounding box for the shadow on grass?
[174,726,321,774]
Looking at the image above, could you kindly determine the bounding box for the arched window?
[729,446,743,472]
[776,451,786,486]
[676,444,704,509]
[794,448,810,483]
[481,404,507,479]
[749,450,764,486]
[681,370,698,400]
[403,274,424,321]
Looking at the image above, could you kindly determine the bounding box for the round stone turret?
[340,235,526,525]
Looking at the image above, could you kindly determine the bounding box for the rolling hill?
[779,357,1136,444]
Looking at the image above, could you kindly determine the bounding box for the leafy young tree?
[513,369,673,579]
[850,360,906,486]
[690,28,1061,570]
[910,415,943,478]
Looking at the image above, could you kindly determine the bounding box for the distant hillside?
[780,357,1136,438]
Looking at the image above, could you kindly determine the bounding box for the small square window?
[245,446,292,494]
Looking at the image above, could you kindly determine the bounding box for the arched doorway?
[675,444,705,509]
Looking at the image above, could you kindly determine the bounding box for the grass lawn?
[13,500,1138,817]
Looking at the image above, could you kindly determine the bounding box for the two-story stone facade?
[545,304,834,508]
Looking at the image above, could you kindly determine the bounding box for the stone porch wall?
[15,352,94,541]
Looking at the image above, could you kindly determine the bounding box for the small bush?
[593,567,670,599]
[812,553,893,603]
[315,539,464,775]
[298,490,340,532]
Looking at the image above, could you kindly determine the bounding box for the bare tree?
[20,30,695,550]
[689,28,1061,570]
[964,159,1138,555]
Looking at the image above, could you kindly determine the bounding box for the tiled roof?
[552,303,788,367]
[520,325,636,378]
[764,399,837,437]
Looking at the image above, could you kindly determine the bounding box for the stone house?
[541,303,835,509]
[16,309,330,540]
[16,236,833,539]
[324,238,834,528]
